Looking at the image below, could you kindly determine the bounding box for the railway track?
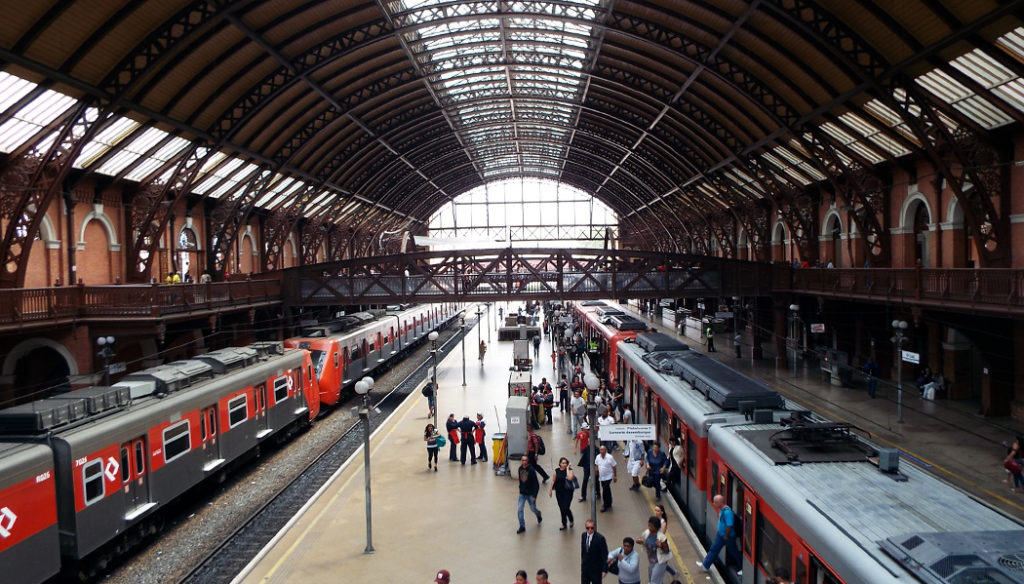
[173,328,467,584]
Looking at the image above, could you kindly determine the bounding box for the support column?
[773,303,788,367]
[1012,322,1024,420]
[943,328,973,400]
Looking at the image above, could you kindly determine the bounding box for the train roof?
[625,333,784,411]
[711,422,1024,584]
[292,303,435,341]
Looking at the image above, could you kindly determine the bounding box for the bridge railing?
[0,280,282,325]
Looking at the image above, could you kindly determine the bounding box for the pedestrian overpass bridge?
[283,248,778,306]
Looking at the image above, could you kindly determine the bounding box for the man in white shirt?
[599,409,617,452]
[595,445,617,512]
[625,438,646,492]
[570,389,586,435]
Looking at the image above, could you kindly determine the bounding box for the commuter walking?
[706,324,716,352]
[640,516,671,584]
[863,358,880,399]
[433,569,450,584]
[575,422,592,502]
[516,455,543,533]
[581,519,609,584]
[595,445,617,512]
[607,537,641,584]
[697,495,742,575]
[526,426,550,481]
[734,332,742,358]
[646,442,670,501]
[557,375,569,413]
[535,569,550,584]
[424,423,439,471]
[422,381,435,419]
[548,456,576,530]
[533,334,541,358]
[514,569,530,583]
[570,389,585,435]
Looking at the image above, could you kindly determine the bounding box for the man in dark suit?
[581,519,608,584]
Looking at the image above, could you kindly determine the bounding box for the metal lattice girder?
[126,142,212,282]
[889,80,1009,265]
[262,183,321,271]
[292,247,775,305]
[208,166,275,276]
[0,101,110,288]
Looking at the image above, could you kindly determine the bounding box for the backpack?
[535,435,546,455]
[421,382,433,397]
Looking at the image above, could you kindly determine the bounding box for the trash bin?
[492,432,506,463]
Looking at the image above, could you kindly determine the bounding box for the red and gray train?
[0,303,457,584]
[583,301,1024,584]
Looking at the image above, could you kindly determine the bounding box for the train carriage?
[0,343,316,572]
[286,303,458,406]
[708,420,1024,583]
[616,332,784,536]
[0,442,59,584]
[573,301,647,381]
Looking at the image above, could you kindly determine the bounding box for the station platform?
[233,306,718,584]
[619,302,1024,521]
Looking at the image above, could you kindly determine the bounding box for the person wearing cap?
[575,421,593,502]
[458,414,478,465]
[475,412,487,462]
[434,569,450,583]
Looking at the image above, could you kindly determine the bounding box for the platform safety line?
[231,387,418,584]
[638,490,723,584]
[777,388,1024,514]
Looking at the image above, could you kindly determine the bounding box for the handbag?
[1006,458,1022,474]
[641,471,653,488]
[435,435,446,448]
[607,554,619,575]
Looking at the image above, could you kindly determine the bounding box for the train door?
[727,470,749,573]
[120,437,149,511]
[255,382,270,437]
[643,384,652,425]
[200,406,219,468]
[807,554,841,584]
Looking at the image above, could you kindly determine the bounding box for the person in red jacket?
[445,413,460,461]
[475,413,488,462]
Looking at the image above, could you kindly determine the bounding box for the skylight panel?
[205,162,261,200]
[254,174,299,206]
[192,154,241,194]
[94,126,167,176]
[0,87,78,153]
[820,121,884,164]
[917,69,1012,128]
[837,112,911,157]
[75,116,141,168]
[0,72,36,116]
[123,135,191,181]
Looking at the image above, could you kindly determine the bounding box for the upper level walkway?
[4,248,1023,333]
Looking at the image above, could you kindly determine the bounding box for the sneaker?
[434,467,437,472]
[695,562,708,572]
[737,570,743,577]
[516,526,526,534]
[537,512,543,524]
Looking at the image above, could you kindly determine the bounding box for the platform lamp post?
[429,331,440,430]
[788,304,800,377]
[460,314,467,387]
[583,372,600,524]
[892,320,908,424]
[486,302,492,343]
[96,336,115,386]
[354,376,375,553]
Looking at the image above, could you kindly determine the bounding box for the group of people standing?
[423,412,488,470]
[581,506,683,584]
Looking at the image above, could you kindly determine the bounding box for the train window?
[310,350,326,379]
[200,412,206,440]
[134,441,145,475]
[796,555,807,584]
[756,510,792,579]
[83,460,104,505]
[163,421,191,463]
[333,352,339,369]
[658,405,669,444]
[368,340,375,352]
[274,376,289,402]
[228,395,248,427]
[207,409,216,437]
[120,447,130,482]
[350,345,361,360]
[710,462,719,497]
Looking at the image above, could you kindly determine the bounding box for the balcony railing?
[787,267,1024,311]
[0,280,282,325]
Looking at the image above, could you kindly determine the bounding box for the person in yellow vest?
[165,271,181,285]
[705,324,716,352]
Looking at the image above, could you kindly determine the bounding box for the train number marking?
[104,457,120,482]
[0,507,16,538]
[35,471,51,483]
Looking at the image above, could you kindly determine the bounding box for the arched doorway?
[9,345,71,404]
[178,227,200,282]
[913,203,931,266]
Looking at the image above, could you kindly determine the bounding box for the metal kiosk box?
[504,395,531,458]
[509,371,532,397]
